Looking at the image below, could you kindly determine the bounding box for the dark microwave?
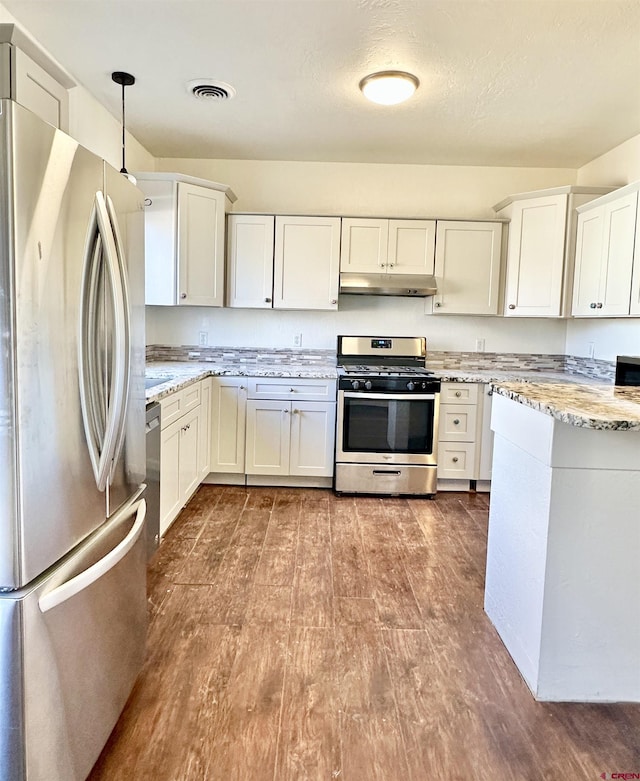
[615,356,640,386]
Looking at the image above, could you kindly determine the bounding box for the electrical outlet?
[198,331,208,347]
[475,338,485,353]
[293,333,303,348]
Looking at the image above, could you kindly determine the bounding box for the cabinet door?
[503,194,568,317]
[477,385,494,483]
[177,183,225,307]
[572,208,604,316]
[160,417,182,535]
[245,400,290,475]
[274,216,340,310]
[210,378,247,473]
[432,221,502,315]
[179,406,201,503]
[599,192,637,316]
[340,218,388,273]
[387,219,436,275]
[12,47,69,131]
[198,378,212,480]
[226,214,275,308]
[289,401,336,478]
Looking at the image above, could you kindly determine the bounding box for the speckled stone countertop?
[145,360,338,403]
[490,382,640,431]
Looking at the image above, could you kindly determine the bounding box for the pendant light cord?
[121,81,127,174]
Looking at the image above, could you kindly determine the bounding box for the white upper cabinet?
[0,29,74,131]
[341,218,436,275]
[227,214,340,310]
[226,214,275,308]
[573,187,639,317]
[274,216,341,309]
[494,186,614,317]
[431,221,503,315]
[136,173,236,307]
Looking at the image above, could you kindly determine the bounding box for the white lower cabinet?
[209,377,247,474]
[245,398,336,478]
[245,378,336,483]
[197,378,212,480]
[159,381,203,536]
[437,382,492,491]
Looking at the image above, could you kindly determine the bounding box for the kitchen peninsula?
[485,381,640,702]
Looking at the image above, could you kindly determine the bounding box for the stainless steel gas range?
[334,336,441,496]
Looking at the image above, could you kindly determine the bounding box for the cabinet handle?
[435,302,442,308]
[508,304,515,310]
[180,292,187,299]
[455,391,462,398]
[596,302,603,309]
[453,418,460,425]
[265,297,272,303]
[452,456,459,463]
[590,302,597,309]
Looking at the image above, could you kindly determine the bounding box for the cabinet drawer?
[438,404,477,441]
[440,382,479,404]
[160,381,201,429]
[437,442,476,480]
[247,378,336,402]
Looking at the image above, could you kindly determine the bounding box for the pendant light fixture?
[359,70,419,106]
[111,71,136,184]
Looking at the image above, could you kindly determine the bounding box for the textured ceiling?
[3,0,640,167]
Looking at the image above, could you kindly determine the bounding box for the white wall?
[147,157,574,352]
[565,131,640,361]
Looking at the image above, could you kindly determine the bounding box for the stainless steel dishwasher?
[145,402,161,558]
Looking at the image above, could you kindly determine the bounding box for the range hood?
[339,272,438,297]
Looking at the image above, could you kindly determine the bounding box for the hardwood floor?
[89,486,640,780]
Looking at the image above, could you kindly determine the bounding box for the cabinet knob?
[240,385,245,391]
[434,301,442,307]
[453,418,460,425]
[265,297,272,303]
[330,299,337,305]
[452,456,459,463]
[455,390,462,398]
[180,292,187,299]
[590,302,597,309]
[292,408,299,415]
[596,302,603,309]
[508,304,515,310]
[380,263,386,268]
[144,198,152,207]
[290,388,296,393]
[283,408,289,414]
[388,263,394,268]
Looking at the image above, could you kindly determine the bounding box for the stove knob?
[351,380,360,390]
[407,381,416,391]
[365,380,373,390]
[421,382,426,389]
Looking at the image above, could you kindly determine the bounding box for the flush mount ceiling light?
[359,70,419,106]
[111,71,136,184]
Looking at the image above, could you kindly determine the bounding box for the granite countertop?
[145,351,640,431]
[490,381,640,431]
[145,360,338,402]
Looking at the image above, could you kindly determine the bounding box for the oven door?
[336,391,439,465]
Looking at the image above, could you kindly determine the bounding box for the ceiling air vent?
[187,79,236,101]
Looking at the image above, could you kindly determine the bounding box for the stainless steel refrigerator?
[0,100,147,781]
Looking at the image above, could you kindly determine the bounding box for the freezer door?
[103,164,145,516]
[0,101,109,589]
[0,494,147,781]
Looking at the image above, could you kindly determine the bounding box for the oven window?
[342,396,435,454]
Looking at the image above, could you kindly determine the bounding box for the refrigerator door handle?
[38,498,146,614]
[105,193,132,483]
[78,190,128,492]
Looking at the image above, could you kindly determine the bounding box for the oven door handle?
[342,392,438,401]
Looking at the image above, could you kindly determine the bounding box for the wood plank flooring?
[89,486,640,780]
